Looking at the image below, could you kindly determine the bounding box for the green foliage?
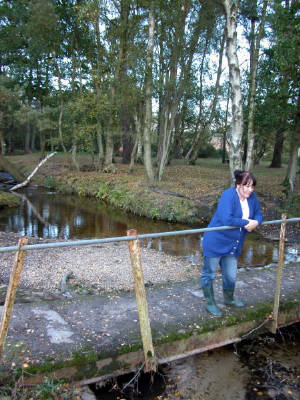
[72,349,99,365]
[96,183,110,200]
[149,207,161,219]
[44,175,57,189]
[0,0,297,178]
[0,377,80,400]
[198,143,219,159]
[34,377,64,399]
[108,188,129,208]
[77,185,86,196]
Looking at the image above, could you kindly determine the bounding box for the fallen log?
[10,152,57,191]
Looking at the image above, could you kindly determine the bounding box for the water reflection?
[0,187,298,267]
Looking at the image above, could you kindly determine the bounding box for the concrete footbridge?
[0,218,299,386]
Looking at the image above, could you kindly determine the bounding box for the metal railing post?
[0,237,28,358]
[269,214,287,334]
[127,229,157,372]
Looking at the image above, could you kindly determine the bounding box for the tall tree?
[284,87,300,193]
[185,20,225,164]
[244,0,268,171]
[222,0,244,183]
[155,0,190,181]
[267,0,299,169]
[142,0,155,183]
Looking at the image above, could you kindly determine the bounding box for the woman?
[201,170,263,316]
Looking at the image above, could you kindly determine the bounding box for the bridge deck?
[0,261,299,385]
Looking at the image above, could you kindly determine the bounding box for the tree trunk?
[70,30,81,171]
[186,25,225,164]
[71,141,80,171]
[222,0,244,183]
[130,112,143,172]
[156,1,191,180]
[39,131,46,160]
[116,0,132,165]
[172,110,185,160]
[10,152,57,191]
[184,34,209,162]
[222,84,230,163]
[52,55,67,154]
[129,125,142,173]
[285,144,299,192]
[58,103,67,153]
[92,5,105,169]
[30,129,36,152]
[143,1,155,183]
[25,113,31,154]
[104,127,114,169]
[283,87,300,192]
[0,132,5,155]
[245,0,268,171]
[8,128,14,153]
[269,129,284,168]
[103,1,130,170]
[96,122,104,169]
[121,114,133,164]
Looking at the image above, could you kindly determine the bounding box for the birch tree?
[222,0,244,183]
[143,1,155,183]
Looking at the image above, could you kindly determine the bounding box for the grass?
[0,376,81,399]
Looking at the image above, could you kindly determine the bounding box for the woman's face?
[237,180,255,200]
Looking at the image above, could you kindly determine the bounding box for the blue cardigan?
[202,187,263,258]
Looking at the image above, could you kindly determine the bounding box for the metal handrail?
[0,217,299,253]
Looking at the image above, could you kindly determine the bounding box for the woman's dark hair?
[234,170,257,186]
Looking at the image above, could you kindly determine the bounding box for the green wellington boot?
[223,289,245,307]
[202,286,223,316]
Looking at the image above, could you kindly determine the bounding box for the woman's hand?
[244,219,259,232]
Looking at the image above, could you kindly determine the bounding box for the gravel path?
[0,232,199,296]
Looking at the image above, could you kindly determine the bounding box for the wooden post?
[0,237,28,358]
[269,214,286,334]
[127,229,157,372]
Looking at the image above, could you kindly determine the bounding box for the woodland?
[0,0,299,192]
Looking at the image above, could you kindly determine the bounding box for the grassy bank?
[6,153,300,222]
